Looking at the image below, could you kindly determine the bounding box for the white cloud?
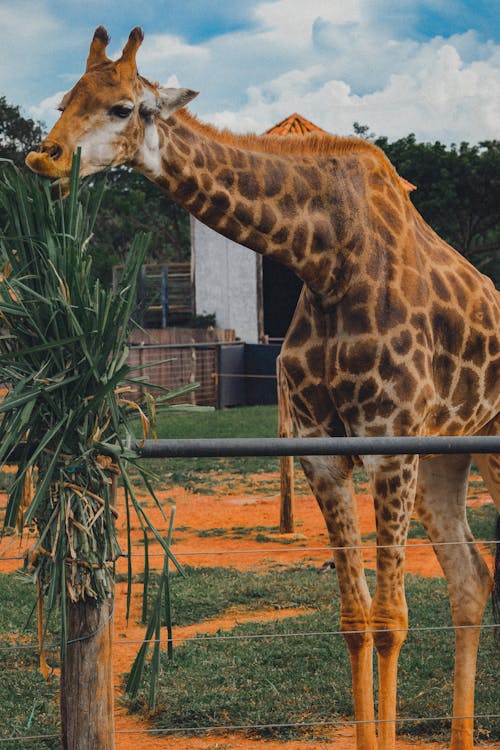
[28,92,65,125]
[197,6,500,143]
[254,0,362,47]
[205,41,500,143]
[120,33,210,70]
[21,0,500,144]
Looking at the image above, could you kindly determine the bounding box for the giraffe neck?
[133,113,375,298]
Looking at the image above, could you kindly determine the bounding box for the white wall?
[192,218,260,342]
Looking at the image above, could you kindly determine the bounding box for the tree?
[0,96,44,167]
[0,158,185,750]
[91,168,191,282]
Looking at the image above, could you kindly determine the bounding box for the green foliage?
[0,97,44,168]
[90,168,191,282]
[0,95,190,282]
[0,156,186,662]
[126,510,177,708]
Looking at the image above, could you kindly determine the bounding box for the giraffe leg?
[473,413,500,513]
[473,421,500,642]
[472,451,500,512]
[300,454,377,750]
[363,454,419,750]
[416,454,493,750]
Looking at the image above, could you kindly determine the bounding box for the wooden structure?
[263,112,328,137]
[112,262,193,328]
[126,327,236,406]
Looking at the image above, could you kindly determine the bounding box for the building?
[192,113,327,342]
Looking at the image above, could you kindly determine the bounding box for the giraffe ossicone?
[26,26,500,750]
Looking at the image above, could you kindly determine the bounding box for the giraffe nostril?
[41,141,63,161]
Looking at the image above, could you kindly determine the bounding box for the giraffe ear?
[157,87,199,119]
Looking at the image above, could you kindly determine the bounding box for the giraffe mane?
[175,108,367,156]
[173,108,410,193]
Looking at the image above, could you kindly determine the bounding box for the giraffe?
[26,27,500,750]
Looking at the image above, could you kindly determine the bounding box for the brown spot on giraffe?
[271,226,289,245]
[256,204,278,234]
[25,26,500,750]
[238,171,260,201]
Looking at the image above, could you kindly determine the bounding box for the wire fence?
[0,548,498,742]
[0,434,498,744]
[127,342,220,405]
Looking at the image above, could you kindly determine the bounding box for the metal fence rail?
[134,434,500,457]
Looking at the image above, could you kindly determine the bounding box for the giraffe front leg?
[364,454,418,750]
[300,455,377,750]
[371,561,408,750]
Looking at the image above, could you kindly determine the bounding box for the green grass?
[133,406,372,495]
[1,401,497,745]
[467,503,497,548]
[134,405,280,490]
[144,564,338,627]
[0,575,59,748]
[127,568,498,743]
[362,504,498,546]
[1,557,498,746]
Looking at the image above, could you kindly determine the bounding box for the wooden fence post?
[277,358,295,533]
[60,473,118,749]
[61,597,115,749]
[189,338,196,405]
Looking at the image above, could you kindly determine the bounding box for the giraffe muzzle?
[25,150,72,197]
[25,138,71,179]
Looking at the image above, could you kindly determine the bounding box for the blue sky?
[1,0,499,144]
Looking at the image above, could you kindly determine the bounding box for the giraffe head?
[26,26,198,186]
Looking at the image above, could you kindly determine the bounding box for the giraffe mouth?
[25,151,65,179]
[25,152,71,197]
[49,177,71,199]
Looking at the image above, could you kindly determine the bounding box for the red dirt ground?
[0,473,496,750]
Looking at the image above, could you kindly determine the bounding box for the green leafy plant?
[0,155,187,671]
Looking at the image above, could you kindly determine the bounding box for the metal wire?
[1,617,498,655]
[0,435,498,744]
[113,713,500,734]
[1,713,499,743]
[0,733,61,743]
[1,535,497,563]
[142,537,500,556]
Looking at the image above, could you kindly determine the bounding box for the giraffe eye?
[110,105,134,119]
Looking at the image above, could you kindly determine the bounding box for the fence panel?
[129,343,218,406]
